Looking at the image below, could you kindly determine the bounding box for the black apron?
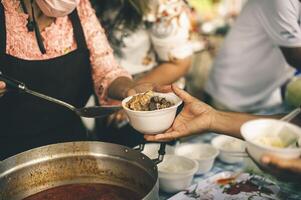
[0,4,94,160]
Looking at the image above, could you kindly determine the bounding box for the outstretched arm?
[144,85,264,142]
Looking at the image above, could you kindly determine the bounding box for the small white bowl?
[241,119,301,165]
[157,155,199,193]
[211,135,246,164]
[122,92,182,134]
[175,143,219,175]
[134,143,175,159]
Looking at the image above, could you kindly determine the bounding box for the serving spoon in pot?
[0,72,122,118]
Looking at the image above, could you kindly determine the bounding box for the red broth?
[23,183,142,200]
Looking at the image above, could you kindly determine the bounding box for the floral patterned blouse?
[1,0,130,104]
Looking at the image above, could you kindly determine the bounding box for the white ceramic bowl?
[175,143,219,175]
[134,143,175,159]
[122,92,182,134]
[241,119,301,165]
[211,135,246,164]
[157,155,199,193]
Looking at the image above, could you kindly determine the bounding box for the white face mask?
[36,0,80,17]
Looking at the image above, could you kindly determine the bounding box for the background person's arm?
[136,57,192,85]
[211,111,263,139]
[212,110,293,138]
[258,0,301,70]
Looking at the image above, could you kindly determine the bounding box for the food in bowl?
[253,132,299,148]
[157,155,199,193]
[254,135,286,148]
[122,92,182,134]
[175,143,219,174]
[126,91,174,111]
[211,135,246,164]
[241,119,301,166]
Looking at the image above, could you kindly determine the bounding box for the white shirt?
[112,0,198,84]
[205,0,301,112]
[218,0,247,17]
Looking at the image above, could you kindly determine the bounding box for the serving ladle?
[0,72,122,118]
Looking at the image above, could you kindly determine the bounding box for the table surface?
[158,133,301,200]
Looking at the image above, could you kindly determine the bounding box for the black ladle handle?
[0,71,26,91]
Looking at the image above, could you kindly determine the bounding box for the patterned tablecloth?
[159,133,301,200]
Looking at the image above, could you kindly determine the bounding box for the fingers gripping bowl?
[122,92,183,134]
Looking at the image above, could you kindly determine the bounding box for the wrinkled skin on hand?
[106,110,128,128]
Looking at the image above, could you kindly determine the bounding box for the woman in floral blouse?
[0,0,150,160]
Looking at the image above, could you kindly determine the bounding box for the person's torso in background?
[218,0,247,17]
[205,0,300,112]
[113,27,156,75]
[103,0,197,88]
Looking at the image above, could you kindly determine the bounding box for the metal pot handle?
[133,143,145,151]
[152,142,166,165]
[134,142,166,165]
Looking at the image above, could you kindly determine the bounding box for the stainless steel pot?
[0,142,159,200]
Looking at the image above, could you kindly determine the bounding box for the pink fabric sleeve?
[77,0,131,105]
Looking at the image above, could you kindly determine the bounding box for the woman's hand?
[108,77,161,100]
[144,85,216,142]
[0,81,6,97]
[106,110,128,128]
[126,82,157,97]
